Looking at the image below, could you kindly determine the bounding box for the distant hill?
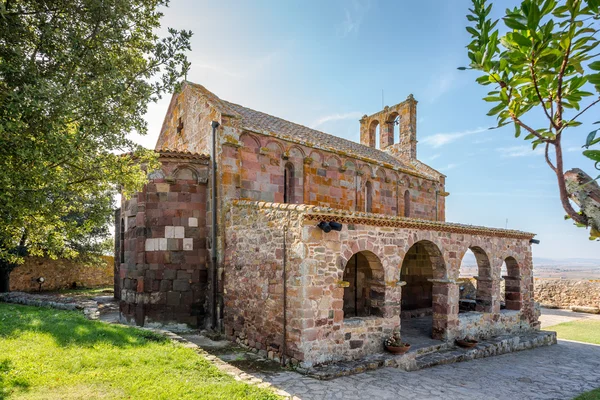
[461,253,600,268]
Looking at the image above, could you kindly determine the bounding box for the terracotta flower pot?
[385,343,411,355]
[455,338,478,349]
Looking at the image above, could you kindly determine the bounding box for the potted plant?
[455,337,478,349]
[384,328,410,355]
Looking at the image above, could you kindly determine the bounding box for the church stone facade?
[116,81,541,367]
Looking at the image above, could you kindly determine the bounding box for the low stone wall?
[10,256,114,292]
[457,310,533,340]
[534,279,600,309]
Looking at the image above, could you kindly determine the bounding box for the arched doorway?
[458,246,493,313]
[400,240,446,341]
[342,251,385,318]
[503,257,522,311]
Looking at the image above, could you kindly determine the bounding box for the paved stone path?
[539,307,600,328]
[256,340,600,399]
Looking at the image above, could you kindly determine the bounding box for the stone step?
[298,330,557,380]
[410,330,557,372]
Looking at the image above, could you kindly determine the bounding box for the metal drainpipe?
[211,121,219,330]
[281,223,288,366]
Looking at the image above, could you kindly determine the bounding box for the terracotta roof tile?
[185,81,438,180]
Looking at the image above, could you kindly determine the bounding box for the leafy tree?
[0,0,191,291]
[462,0,600,239]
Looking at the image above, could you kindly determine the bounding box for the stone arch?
[503,256,522,311]
[173,166,199,181]
[239,132,261,150]
[359,164,373,180]
[383,111,399,148]
[342,250,385,318]
[325,155,341,169]
[265,140,284,156]
[375,168,386,181]
[368,120,379,148]
[343,160,356,171]
[458,246,493,313]
[308,150,323,164]
[399,239,448,340]
[287,145,305,159]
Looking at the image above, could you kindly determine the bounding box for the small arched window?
[120,218,125,264]
[365,181,373,213]
[284,162,294,204]
[404,190,411,217]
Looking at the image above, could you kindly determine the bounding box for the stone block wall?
[223,203,306,364]
[10,256,113,292]
[118,155,210,327]
[225,201,537,368]
[534,279,600,309]
[232,130,441,220]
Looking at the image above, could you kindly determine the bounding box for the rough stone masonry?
[116,81,541,367]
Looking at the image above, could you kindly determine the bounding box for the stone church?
[115,81,546,368]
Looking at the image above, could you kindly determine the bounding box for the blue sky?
[131,0,600,259]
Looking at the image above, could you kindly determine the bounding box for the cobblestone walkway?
[256,340,600,400]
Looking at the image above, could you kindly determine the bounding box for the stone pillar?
[503,276,522,311]
[430,278,459,341]
[398,95,417,160]
[474,276,493,313]
[383,280,404,319]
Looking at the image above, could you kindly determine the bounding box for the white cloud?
[566,146,582,152]
[311,111,363,129]
[428,154,441,161]
[190,51,281,80]
[338,0,372,37]
[439,163,459,171]
[421,127,488,148]
[497,145,544,158]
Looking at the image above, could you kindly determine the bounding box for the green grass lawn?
[546,320,600,345]
[575,388,600,400]
[0,303,280,400]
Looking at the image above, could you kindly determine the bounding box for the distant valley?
[460,253,600,279]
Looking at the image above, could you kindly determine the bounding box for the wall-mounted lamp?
[36,277,45,292]
[529,239,540,245]
[317,221,343,233]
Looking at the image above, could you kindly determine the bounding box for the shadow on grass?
[0,303,166,349]
[0,359,30,400]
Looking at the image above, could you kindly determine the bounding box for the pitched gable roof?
[184,81,442,181]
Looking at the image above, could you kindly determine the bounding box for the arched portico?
[400,239,454,341]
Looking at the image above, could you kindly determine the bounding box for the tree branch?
[545,141,557,173]
[510,114,553,143]
[553,135,588,226]
[530,63,557,129]
[569,97,600,124]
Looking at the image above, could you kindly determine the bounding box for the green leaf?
[514,123,522,138]
[487,103,506,116]
[483,96,501,102]
[589,61,600,70]
[457,67,468,70]
[583,150,600,162]
[586,130,598,147]
[512,32,531,47]
[466,26,478,36]
[503,17,528,30]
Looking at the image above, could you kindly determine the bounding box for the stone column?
[429,278,459,341]
[383,280,405,319]
[503,276,522,311]
[474,276,493,313]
